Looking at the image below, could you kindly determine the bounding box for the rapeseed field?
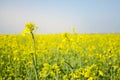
[0,33,120,80]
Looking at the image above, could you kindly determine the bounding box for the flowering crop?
[0,33,120,80]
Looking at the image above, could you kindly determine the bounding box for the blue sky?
[0,0,120,33]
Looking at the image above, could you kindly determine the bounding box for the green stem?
[64,61,74,70]
[31,32,38,80]
[31,32,37,66]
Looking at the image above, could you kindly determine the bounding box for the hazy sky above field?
[0,0,120,34]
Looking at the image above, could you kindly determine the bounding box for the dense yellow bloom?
[0,34,120,80]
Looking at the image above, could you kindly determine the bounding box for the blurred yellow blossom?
[22,22,38,36]
[99,70,104,76]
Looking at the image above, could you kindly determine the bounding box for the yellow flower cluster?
[22,22,38,36]
[39,63,60,78]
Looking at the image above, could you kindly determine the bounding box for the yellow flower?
[88,77,93,80]
[50,71,55,77]
[43,63,50,67]
[28,61,32,65]
[39,71,47,77]
[22,22,38,36]
[63,75,69,80]
[13,56,19,61]
[52,64,59,69]
[52,64,61,74]
[25,22,38,32]
[99,70,104,76]
[84,71,90,78]
[112,66,118,70]
[73,73,79,79]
